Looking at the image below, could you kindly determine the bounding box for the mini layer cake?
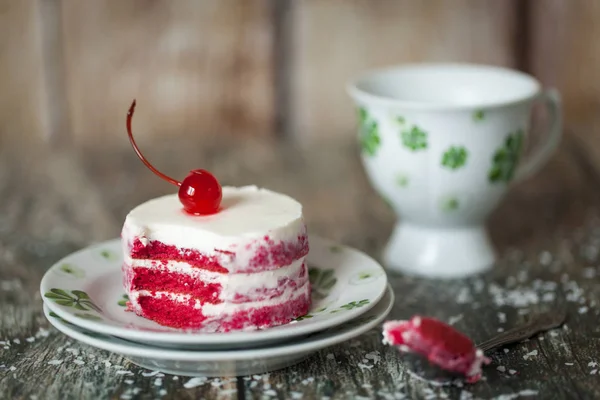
[121,185,310,332]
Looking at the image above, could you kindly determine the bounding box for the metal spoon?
[403,307,567,385]
[477,306,567,352]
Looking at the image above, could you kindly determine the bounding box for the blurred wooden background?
[1,0,599,147]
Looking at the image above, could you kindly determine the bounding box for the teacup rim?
[346,62,542,111]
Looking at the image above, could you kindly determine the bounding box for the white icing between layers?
[121,186,306,273]
[129,280,310,317]
[124,256,306,301]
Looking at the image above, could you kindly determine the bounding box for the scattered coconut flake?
[508,369,517,375]
[301,377,315,385]
[48,360,63,366]
[290,393,303,400]
[73,359,85,366]
[497,366,506,372]
[264,389,277,396]
[539,251,552,266]
[460,391,473,400]
[583,267,596,279]
[103,361,112,368]
[141,370,160,377]
[497,328,505,333]
[503,348,509,354]
[358,363,373,371]
[542,292,556,302]
[184,377,207,389]
[565,363,574,366]
[523,350,538,360]
[456,287,472,304]
[65,348,79,356]
[124,379,134,384]
[116,370,133,375]
[172,376,178,381]
[35,328,50,338]
[588,361,598,367]
[159,389,167,396]
[9,366,16,372]
[154,378,163,386]
[13,339,20,344]
[591,369,598,375]
[365,351,381,365]
[497,312,506,324]
[579,306,589,314]
[448,314,463,325]
[25,337,35,343]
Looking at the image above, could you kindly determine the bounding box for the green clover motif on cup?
[488,130,525,183]
[473,109,485,122]
[441,196,459,212]
[441,146,468,170]
[309,267,337,300]
[401,126,428,151]
[357,107,381,157]
[57,263,85,278]
[396,173,409,188]
[44,289,101,313]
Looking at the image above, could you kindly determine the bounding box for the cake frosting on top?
[121,185,311,332]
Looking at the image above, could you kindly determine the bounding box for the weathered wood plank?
[2,132,600,399]
[0,0,50,139]
[528,0,600,182]
[58,0,275,145]
[289,0,519,141]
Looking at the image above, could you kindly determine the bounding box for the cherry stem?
[127,100,181,187]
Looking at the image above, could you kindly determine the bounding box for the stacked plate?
[40,237,392,377]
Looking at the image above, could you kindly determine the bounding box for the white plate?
[44,285,394,376]
[41,236,388,348]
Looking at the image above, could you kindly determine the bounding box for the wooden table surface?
[1,132,600,400]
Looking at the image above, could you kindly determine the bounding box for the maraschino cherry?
[126,100,222,215]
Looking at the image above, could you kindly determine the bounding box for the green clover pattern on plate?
[331,299,370,313]
[57,263,85,278]
[357,107,381,157]
[308,267,337,300]
[441,146,468,170]
[401,126,428,151]
[44,289,101,313]
[118,294,129,307]
[488,130,525,183]
[99,249,118,261]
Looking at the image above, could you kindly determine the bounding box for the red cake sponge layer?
[129,285,311,332]
[128,233,309,273]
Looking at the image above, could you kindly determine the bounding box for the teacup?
[347,63,561,278]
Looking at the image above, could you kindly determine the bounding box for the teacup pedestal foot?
[383,223,495,279]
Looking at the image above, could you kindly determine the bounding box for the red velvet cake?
[121,185,311,332]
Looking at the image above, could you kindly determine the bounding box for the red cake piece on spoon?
[382,316,491,383]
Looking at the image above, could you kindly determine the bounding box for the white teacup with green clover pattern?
[347,63,561,278]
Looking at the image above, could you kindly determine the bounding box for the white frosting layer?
[122,185,307,273]
[129,280,310,318]
[124,256,307,302]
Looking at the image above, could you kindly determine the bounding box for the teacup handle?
[514,88,562,182]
